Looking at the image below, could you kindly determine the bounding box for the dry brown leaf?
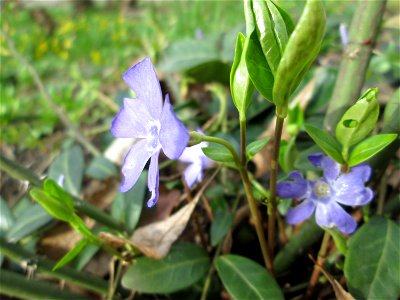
[129,194,200,258]
[128,167,220,259]
[104,138,136,166]
[316,265,355,300]
[253,75,317,177]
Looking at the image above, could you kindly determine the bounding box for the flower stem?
[268,116,285,255]
[239,118,274,272]
[305,230,331,299]
[192,131,273,271]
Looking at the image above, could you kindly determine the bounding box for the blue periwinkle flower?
[277,153,373,234]
[179,130,213,188]
[111,57,189,207]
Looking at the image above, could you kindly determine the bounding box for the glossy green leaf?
[111,171,147,232]
[344,217,400,299]
[349,134,398,166]
[7,204,53,242]
[202,146,234,163]
[246,137,271,160]
[245,30,274,102]
[48,145,84,196]
[336,88,380,151]
[273,0,326,117]
[272,1,295,35]
[44,179,74,211]
[53,239,88,271]
[252,0,289,75]
[304,124,344,163]
[216,255,284,300]
[211,210,233,246]
[86,156,117,180]
[230,32,254,117]
[122,243,209,293]
[0,197,15,234]
[279,136,298,173]
[286,104,304,136]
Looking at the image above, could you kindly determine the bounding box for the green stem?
[239,119,273,272]
[324,0,387,131]
[0,154,125,231]
[191,131,273,271]
[268,116,285,256]
[0,238,108,295]
[200,242,223,300]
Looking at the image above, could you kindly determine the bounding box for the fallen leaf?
[104,138,136,166]
[128,167,220,259]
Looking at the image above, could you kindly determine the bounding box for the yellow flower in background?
[90,50,101,64]
[35,40,48,59]
[58,21,74,35]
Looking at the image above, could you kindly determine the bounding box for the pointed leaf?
[211,210,233,246]
[246,137,271,160]
[349,134,398,166]
[344,217,400,299]
[53,239,88,271]
[202,146,234,163]
[216,255,284,300]
[336,88,380,149]
[0,197,15,234]
[304,124,344,163]
[122,243,209,293]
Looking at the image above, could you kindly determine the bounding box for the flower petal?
[321,156,340,181]
[286,200,316,224]
[315,201,357,234]
[277,172,309,199]
[159,94,189,159]
[183,163,202,188]
[334,176,374,206]
[350,163,372,182]
[122,57,163,120]
[111,98,153,138]
[147,151,160,207]
[120,139,152,192]
[308,153,324,166]
[179,145,203,164]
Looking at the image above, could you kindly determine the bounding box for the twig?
[3,31,101,157]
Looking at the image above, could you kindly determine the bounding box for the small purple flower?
[339,23,349,48]
[277,153,373,234]
[111,57,189,207]
[179,130,213,188]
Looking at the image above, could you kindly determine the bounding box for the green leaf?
[304,124,344,163]
[48,145,84,196]
[53,239,88,271]
[211,210,233,246]
[0,197,15,234]
[246,30,274,102]
[216,255,284,300]
[324,228,348,256]
[112,171,147,232]
[252,0,289,75]
[246,137,271,160]
[344,217,400,299]
[273,0,326,117]
[29,188,74,223]
[122,243,209,293]
[202,146,234,163]
[44,179,74,211]
[336,88,380,150]
[349,134,398,166]
[230,32,255,117]
[86,156,117,180]
[7,204,53,242]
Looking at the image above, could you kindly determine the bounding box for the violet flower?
[111,57,189,207]
[179,130,213,188]
[277,153,373,234]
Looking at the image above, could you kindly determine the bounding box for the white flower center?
[146,121,161,151]
[314,181,331,198]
